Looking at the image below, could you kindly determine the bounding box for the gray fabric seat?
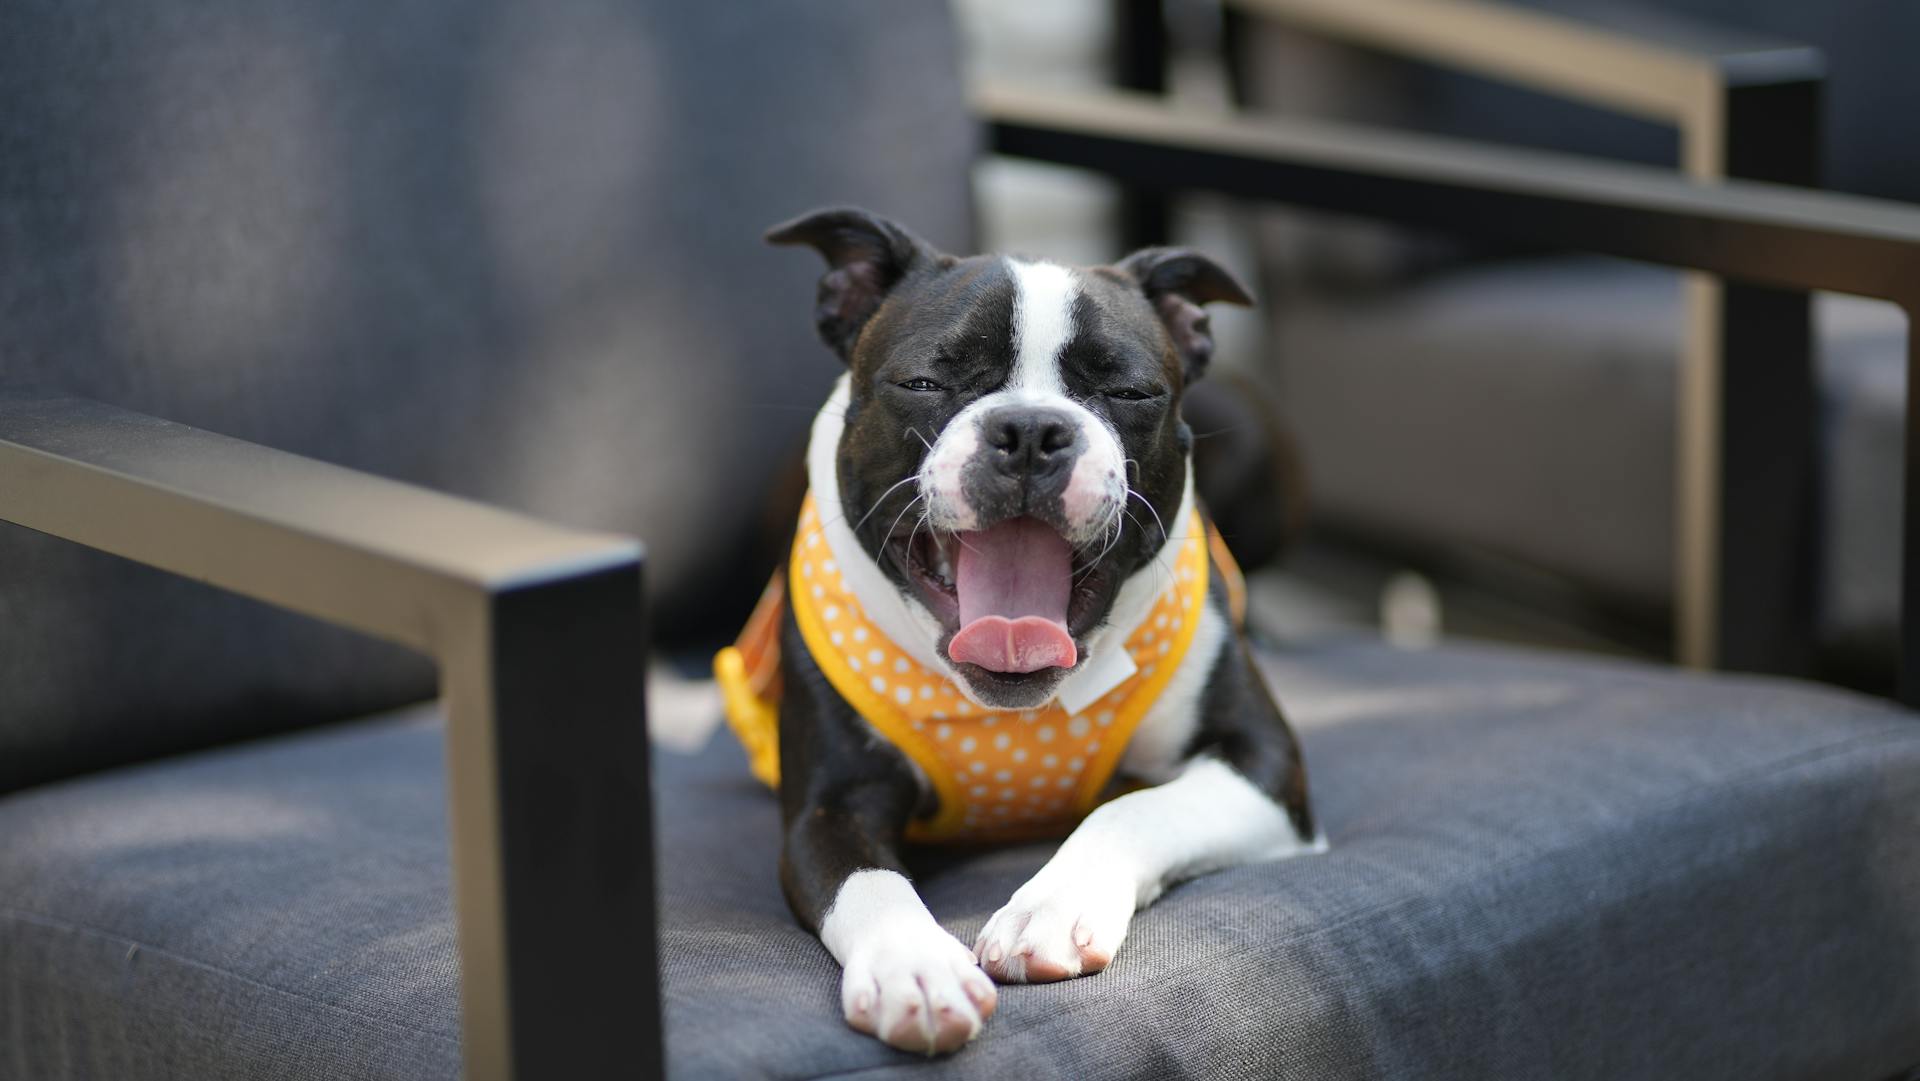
[1272,256,1906,662]
[8,639,1917,1080]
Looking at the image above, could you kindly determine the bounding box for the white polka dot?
[995,769,1012,783]
[848,657,862,672]
[971,785,988,797]
[1020,710,1038,723]
[1158,640,1171,656]
[912,719,924,730]
[1141,631,1155,645]
[959,736,976,753]
[919,685,934,700]
[935,724,952,741]
[894,657,909,674]
[1037,726,1055,743]
[1067,757,1084,772]
[801,562,813,578]
[956,701,971,715]
[807,533,820,548]
[870,675,887,694]
[823,560,837,573]
[1142,665,1157,679]
[971,761,987,774]
[981,714,998,726]
[993,733,1011,751]
[830,631,845,647]
[1030,777,1047,789]
[1043,754,1058,768]
[1171,618,1182,632]
[895,687,912,705]
[1057,776,1074,789]
[1068,716,1089,737]
[1011,748,1028,763]
[1000,788,1016,801]
[1096,711,1114,727]
[1085,741,1101,754]
[853,627,869,642]
[868,648,885,665]
[811,585,825,599]
[1155,614,1168,629]
[932,710,948,721]
[823,605,840,622]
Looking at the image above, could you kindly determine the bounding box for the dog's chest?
[789,498,1214,841]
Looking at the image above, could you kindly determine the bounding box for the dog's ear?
[1116,247,1252,382]
[766,207,938,362]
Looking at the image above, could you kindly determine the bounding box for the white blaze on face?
[918,258,1126,547]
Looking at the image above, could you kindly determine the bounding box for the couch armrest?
[974,82,1920,707]
[0,389,658,1081]
[1226,0,1821,148]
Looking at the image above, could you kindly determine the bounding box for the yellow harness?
[716,494,1241,843]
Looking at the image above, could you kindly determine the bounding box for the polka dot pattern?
[727,495,1214,843]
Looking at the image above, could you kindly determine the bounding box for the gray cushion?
[1271,256,1906,659]
[5,640,1918,1079]
[0,0,975,791]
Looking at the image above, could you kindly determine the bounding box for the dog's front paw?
[975,866,1137,983]
[841,927,997,1055]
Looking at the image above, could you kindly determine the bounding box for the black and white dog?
[757,207,1319,1055]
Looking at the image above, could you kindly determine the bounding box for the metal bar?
[976,83,1920,705]
[1114,0,1174,248]
[1705,76,1821,675]
[0,390,662,1079]
[1909,327,1920,706]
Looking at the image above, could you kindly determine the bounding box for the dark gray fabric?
[0,0,976,791]
[0,709,460,1080]
[1270,257,1905,658]
[7,640,1918,1079]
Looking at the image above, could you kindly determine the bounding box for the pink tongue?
[947,518,1078,674]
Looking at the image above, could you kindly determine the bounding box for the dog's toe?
[975,871,1134,984]
[842,930,994,1055]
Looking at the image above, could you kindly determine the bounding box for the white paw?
[841,926,997,1055]
[975,865,1137,983]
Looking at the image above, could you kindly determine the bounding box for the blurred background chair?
[1177,0,1910,690]
[3,1,1919,1079]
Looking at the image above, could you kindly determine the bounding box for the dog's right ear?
[766,207,937,362]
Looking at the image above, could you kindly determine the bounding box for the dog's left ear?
[1117,247,1252,382]
[766,207,939,363]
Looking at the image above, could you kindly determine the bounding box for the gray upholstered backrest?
[0,0,976,790]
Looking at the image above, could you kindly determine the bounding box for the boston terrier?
[715,207,1320,1056]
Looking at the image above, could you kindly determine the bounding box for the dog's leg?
[975,639,1317,983]
[778,621,997,1054]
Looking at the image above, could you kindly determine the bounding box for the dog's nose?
[982,406,1078,480]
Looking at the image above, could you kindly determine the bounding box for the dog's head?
[770,207,1249,710]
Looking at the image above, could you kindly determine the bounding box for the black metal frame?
[974,81,1920,707]
[0,391,661,1081]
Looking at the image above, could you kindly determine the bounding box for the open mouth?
[893,517,1107,677]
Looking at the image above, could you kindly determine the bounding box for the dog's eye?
[899,378,944,393]
[1106,386,1159,402]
